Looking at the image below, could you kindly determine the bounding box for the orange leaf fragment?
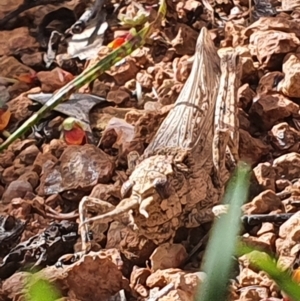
[293,268,300,283]
[0,108,11,131]
[15,72,37,84]
[107,30,135,50]
[108,37,127,49]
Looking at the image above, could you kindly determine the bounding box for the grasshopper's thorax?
[120,154,185,243]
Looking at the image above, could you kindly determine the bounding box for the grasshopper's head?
[121,155,175,218]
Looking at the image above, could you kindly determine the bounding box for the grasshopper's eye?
[153,178,171,200]
[3,216,15,231]
[121,180,134,198]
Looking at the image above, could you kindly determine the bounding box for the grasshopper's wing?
[145,28,221,155]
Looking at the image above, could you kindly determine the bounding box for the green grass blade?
[195,162,251,301]
[25,275,61,301]
[237,246,300,301]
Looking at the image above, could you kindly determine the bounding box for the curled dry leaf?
[130,266,151,288]
[6,138,37,154]
[100,117,144,163]
[1,165,25,185]
[21,52,44,69]
[89,182,121,202]
[238,268,265,288]
[0,0,22,17]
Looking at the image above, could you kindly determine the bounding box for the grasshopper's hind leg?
[213,50,241,187]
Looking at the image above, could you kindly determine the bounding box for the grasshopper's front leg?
[57,196,119,264]
[213,49,241,187]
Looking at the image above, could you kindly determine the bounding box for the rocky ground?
[1,0,300,300]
